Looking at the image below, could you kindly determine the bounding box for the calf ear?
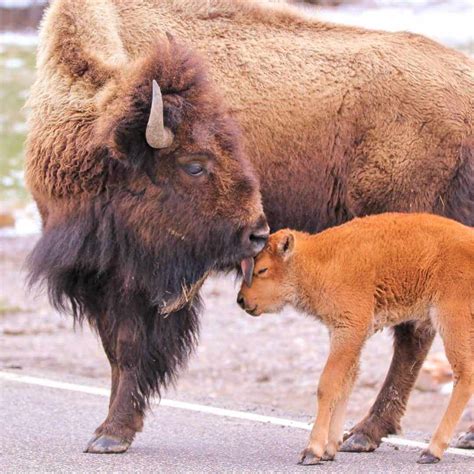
[277,232,295,260]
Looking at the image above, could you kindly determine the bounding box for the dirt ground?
[0,234,472,438]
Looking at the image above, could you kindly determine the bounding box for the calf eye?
[257,268,268,275]
[184,162,205,177]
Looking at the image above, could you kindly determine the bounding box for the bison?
[26,0,473,454]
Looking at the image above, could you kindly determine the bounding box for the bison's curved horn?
[146,80,174,149]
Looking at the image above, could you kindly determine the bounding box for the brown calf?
[237,213,473,464]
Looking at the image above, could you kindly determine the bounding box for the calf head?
[237,230,295,316]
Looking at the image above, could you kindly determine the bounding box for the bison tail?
[438,141,473,227]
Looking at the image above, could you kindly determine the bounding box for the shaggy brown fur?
[26,6,268,454]
[238,213,474,464]
[26,0,473,452]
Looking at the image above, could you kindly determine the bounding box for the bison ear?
[276,231,294,260]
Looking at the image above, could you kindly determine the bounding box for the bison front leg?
[85,318,144,453]
[83,297,200,454]
[341,321,435,452]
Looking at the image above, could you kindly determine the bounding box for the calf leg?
[455,318,474,449]
[341,321,434,452]
[323,362,359,461]
[300,326,366,465]
[418,304,473,463]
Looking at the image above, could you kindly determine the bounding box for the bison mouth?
[158,219,268,316]
[240,256,254,286]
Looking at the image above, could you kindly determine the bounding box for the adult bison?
[26,0,473,454]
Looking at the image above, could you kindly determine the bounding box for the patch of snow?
[316,2,474,49]
[0,32,38,46]
[440,381,453,395]
[12,121,28,133]
[0,201,41,236]
[3,57,24,68]
[9,169,25,180]
[1,176,14,186]
[0,0,47,7]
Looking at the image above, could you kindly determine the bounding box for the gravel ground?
[0,235,472,436]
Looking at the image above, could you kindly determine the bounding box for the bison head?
[89,37,268,313]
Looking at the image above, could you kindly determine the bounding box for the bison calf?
[237,213,473,464]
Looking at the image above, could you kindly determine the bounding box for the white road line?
[1,371,472,458]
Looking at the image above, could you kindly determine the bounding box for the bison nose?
[243,218,270,255]
[249,224,270,253]
[237,292,245,308]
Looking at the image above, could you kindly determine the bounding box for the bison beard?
[27,193,247,427]
[28,200,199,401]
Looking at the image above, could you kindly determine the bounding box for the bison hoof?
[417,450,440,464]
[84,434,131,454]
[340,432,378,452]
[455,430,474,449]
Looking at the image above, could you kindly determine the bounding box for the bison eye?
[257,268,268,275]
[183,162,205,177]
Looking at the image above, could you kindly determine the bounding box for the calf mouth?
[245,305,259,317]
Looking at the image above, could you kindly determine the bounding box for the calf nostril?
[237,294,245,308]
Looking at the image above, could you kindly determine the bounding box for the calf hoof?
[417,450,440,464]
[340,433,378,452]
[455,430,474,449]
[321,452,335,461]
[298,448,323,465]
[84,434,131,454]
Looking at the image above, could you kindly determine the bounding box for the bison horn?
[146,80,174,149]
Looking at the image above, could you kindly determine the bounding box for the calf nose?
[237,292,245,308]
[243,216,270,255]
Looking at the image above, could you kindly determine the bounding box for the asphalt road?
[1,373,472,473]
